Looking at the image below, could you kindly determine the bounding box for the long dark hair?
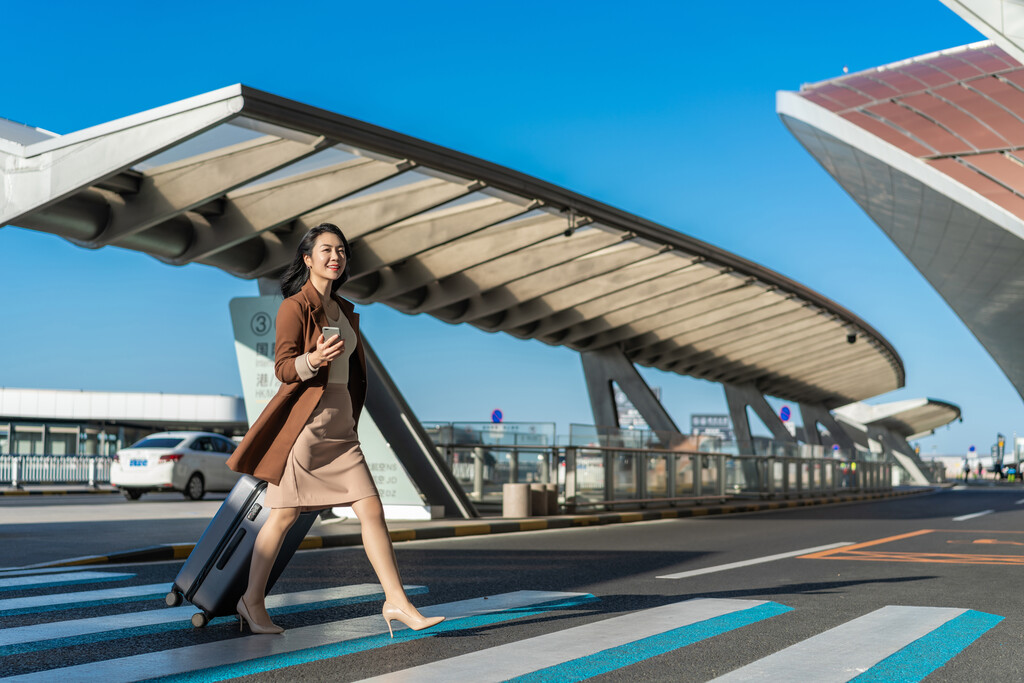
[280,223,352,298]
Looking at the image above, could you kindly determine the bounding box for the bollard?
[529,483,548,516]
[545,483,558,514]
[472,447,485,501]
[11,456,20,489]
[88,457,97,488]
[503,483,531,518]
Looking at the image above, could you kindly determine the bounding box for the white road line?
[0,584,418,649]
[0,566,104,577]
[0,572,133,591]
[6,590,587,683]
[710,605,966,682]
[1015,498,1024,505]
[0,583,170,614]
[357,598,773,682]
[656,542,854,580]
[953,510,994,522]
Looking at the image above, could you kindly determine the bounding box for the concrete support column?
[580,346,680,443]
[723,382,797,455]
[799,403,856,455]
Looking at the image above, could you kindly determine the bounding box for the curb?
[7,488,929,570]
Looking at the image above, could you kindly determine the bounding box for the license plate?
[129,459,147,467]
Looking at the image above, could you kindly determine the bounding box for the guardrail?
[436,443,891,512]
[0,455,112,487]
[562,446,891,513]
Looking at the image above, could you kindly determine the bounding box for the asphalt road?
[2,486,1024,681]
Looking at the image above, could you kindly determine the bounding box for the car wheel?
[184,473,205,501]
[123,489,143,501]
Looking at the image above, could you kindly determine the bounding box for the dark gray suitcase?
[165,474,320,627]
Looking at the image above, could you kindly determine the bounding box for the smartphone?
[322,326,341,343]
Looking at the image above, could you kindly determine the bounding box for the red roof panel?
[871,69,931,96]
[802,90,845,112]
[900,92,1007,150]
[841,111,935,157]
[966,75,1024,120]
[928,55,986,80]
[935,83,1024,146]
[843,75,902,99]
[963,153,1024,191]
[902,62,957,87]
[866,101,971,155]
[957,47,1019,73]
[929,157,1024,220]
[814,84,872,109]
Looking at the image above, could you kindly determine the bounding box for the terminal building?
[0,387,246,456]
[0,84,962,510]
[776,1,1024,459]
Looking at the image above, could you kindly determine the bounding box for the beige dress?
[266,307,379,509]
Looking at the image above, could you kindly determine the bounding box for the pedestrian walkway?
[0,563,1001,681]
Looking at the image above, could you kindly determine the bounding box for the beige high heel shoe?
[382,600,445,638]
[237,596,285,635]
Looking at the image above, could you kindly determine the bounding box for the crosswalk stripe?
[710,605,1002,682]
[0,571,134,592]
[0,583,170,616]
[0,584,427,656]
[0,566,104,578]
[5,591,595,683]
[358,598,790,683]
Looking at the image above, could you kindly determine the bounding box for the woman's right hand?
[309,333,345,368]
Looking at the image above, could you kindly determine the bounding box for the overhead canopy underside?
[0,85,903,407]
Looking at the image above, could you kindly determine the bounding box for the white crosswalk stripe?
[0,583,170,615]
[0,584,421,651]
[4,590,588,683]
[0,571,134,591]
[357,598,784,683]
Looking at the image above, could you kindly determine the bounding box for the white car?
[111,431,242,501]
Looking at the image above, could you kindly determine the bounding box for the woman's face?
[304,232,346,283]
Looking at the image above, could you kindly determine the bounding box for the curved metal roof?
[834,398,962,440]
[778,42,1024,400]
[0,85,903,406]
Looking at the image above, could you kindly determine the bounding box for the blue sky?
[0,0,1012,455]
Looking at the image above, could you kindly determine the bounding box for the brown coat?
[226,278,367,485]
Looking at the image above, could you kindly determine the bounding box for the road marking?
[953,510,994,522]
[710,605,1001,682]
[357,598,790,682]
[1016,498,1024,505]
[0,571,133,592]
[798,529,933,559]
[0,583,170,616]
[657,542,854,579]
[6,590,595,683]
[0,584,427,656]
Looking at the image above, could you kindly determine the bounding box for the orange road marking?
[798,529,934,559]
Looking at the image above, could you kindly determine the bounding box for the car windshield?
[127,437,185,449]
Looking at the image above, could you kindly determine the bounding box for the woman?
[227,223,443,637]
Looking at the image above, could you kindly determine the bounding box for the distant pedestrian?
[227,223,442,637]
[962,459,971,482]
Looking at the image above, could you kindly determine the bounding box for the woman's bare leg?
[241,506,301,625]
[350,495,423,614]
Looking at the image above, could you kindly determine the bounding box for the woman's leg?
[241,506,301,625]
[350,495,421,614]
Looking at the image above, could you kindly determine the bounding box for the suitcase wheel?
[191,612,209,628]
[165,590,183,608]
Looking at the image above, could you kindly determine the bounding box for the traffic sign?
[491,409,503,424]
[780,406,791,422]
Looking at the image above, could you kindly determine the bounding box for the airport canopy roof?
[834,398,961,440]
[777,41,1024,401]
[0,85,903,407]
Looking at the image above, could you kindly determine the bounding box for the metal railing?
[0,454,112,487]
[561,446,891,512]
[439,444,559,504]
